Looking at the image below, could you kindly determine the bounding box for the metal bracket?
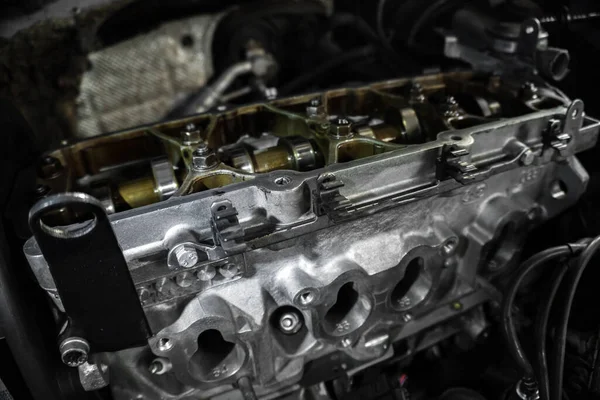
[438,146,477,184]
[210,200,246,253]
[545,100,584,158]
[314,173,351,218]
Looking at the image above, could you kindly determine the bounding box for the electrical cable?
[278,45,375,95]
[501,243,587,380]
[376,0,390,43]
[550,236,600,400]
[534,260,571,400]
[407,0,453,46]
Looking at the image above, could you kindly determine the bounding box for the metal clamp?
[210,200,246,253]
[545,100,584,158]
[314,173,351,218]
[438,146,477,184]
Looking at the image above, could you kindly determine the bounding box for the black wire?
[535,260,571,400]
[376,0,390,43]
[550,236,600,400]
[501,243,587,380]
[278,45,375,95]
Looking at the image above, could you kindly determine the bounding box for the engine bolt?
[192,144,218,170]
[174,245,199,268]
[521,82,539,100]
[181,123,202,145]
[341,337,353,348]
[59,337,90,367]
[137,287,151,303]
[175,272,194,288]
[401,313,413,323]
[149,358,172,375]
[196,265,216,281]
[329,117,353,138]
[219,263,239,279]
[306,97,326,119]
[278,311,303,335]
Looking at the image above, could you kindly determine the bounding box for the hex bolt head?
[60,337,90,367]
[192,145,218,170]
[181,123,202,145]
[219,263,239,279]
[174,245,199,268]
[341,337,353,348]
[196,265,216,281]
[306,97,326,119]
[329,117,353,138]
[278,311,303,335]
[401,313,413,323]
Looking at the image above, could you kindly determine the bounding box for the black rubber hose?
[550,235,600,400]
[501,244,586,380]
[534,261,570,400]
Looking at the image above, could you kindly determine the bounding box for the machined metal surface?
[24,72,600,399]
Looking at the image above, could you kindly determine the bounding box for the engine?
[3,1,600,400]
[23,72,599,398]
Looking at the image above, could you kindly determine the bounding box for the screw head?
[175,272,194,288]
[196,265,216,281]
[278,311,303,335]
[181,123,202,145]
[219,263,239,279]
[174,245,199,268]
[60,337,90,367]
[329,117,353,138]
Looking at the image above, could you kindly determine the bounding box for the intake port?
[390,257,433,311]
[188,329,245,382]
[322,282,372,337]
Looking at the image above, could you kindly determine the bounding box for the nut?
[181,123,202,145]
[192,145,218,170]
[329,117,353,138]
[306,97,326,119]
[174,245,199,268]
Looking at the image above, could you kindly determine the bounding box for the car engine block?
[23,72,599,399]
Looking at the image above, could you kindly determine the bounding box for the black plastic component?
[29,193,150,351]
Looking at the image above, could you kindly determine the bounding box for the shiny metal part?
[151,159,178,200]
[24,73,600,400]
[60,337,90,367]
[78,361,110,391]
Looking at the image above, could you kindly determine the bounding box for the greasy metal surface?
[76,13,222,137]
[24,72,600,399]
